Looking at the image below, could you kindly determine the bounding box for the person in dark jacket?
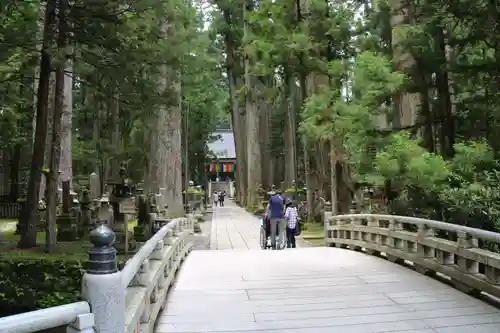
[266,190,285,250]
[218,190,225,207]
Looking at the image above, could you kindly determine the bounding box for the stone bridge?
[1,201,500,333]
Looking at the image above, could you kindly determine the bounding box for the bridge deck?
[155,202,500,333]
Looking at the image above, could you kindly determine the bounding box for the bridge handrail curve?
[121,218,180,288]
[325,213,500,299]
[0,301,93,333]
[122,216,193,333]
[331,214,500,243]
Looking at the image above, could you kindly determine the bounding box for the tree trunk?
[109,88,121,177]
[244,1,262,209]
[260,94,272,189]
[222,6,247,204]
[18,0,56,248]
[163,69,184,216]
[390,0,419,129]
[330,143,338,215]
[40,73,55,200]
[434,26,454,157]
[284,71,298,189]
[59,52,73,186]
[46,0,69,252]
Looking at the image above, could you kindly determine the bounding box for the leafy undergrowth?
[297,222,325,247]
[303,238,326,247]
[0,219,138,261]
[301,222,324,238]
[0,222,135,316]
[0,218,17,225]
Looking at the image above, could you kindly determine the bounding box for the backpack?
[294,217,302,236]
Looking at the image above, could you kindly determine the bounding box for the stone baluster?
[388,218,403,249]
[151,238,165,294]
[161,228,173,301]
[366,216,379,245]
[131,258,151,325]
[82,224,125,333]
[486,266,500,285]
[456,231,479,274]
[416,224,435,258]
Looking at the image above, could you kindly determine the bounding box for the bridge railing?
[0,216,194,333]
[83,217,193,333]
[121,218,192,333]
[325,213,500,298]
[0,301,94,333]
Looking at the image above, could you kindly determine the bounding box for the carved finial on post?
[87,224,117,274]
[82,224,125,332]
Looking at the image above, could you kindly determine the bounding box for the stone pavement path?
[209,200,265,250]
[155,201,500,333]
[156,247,500,333]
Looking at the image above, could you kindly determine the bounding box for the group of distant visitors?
[212,190,226,207]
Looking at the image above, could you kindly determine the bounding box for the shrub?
[0,255,84,316]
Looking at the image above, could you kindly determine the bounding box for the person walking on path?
[213,191,219,207]
[284,199,298,248]
[218,190,225,207]
[266,190,285,250]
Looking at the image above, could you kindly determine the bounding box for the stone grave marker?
[79,188,92,237]
[134,195,150,243]
[89,172,100,200]
[56,180,78,241]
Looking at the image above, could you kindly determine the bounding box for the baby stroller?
[260,213,285,250]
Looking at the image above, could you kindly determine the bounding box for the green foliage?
[370,133,450,189]
[0,257,83,315]
[184,187,205,194]
[285,187,307,194]
[0,0,229,186]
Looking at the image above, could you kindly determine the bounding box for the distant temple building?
[207,130,236,182]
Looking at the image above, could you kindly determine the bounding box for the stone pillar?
[457,231,479,274]
[89,172,101,200]
[323,201,332,241]
[57,180,78,241]
[79,189,92,238]
[134,195,151,242]
[82,224,125,333]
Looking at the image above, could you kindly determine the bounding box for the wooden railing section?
[325,213,500,298]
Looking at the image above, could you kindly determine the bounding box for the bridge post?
[323,202,332,241]
[82,223,126,333]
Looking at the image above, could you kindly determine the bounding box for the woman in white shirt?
[284,200,298,248]
[212,192,219,207]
